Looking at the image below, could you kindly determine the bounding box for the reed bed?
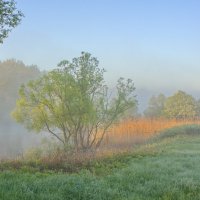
[103,118,200,149]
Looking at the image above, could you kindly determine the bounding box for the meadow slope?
[1,125,200,200]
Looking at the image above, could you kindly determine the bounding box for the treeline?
[1,59,199,125]
[0,59,40,119]
[0,59,41,158]
[0,58,200,154]
[144,91,200,119]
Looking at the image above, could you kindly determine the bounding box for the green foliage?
[12,52,137,151]
[164,90,197,119]
[144,93,166,118]
[195,99,200,117]
[0,0,24,43]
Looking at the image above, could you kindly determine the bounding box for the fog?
[0,120,42,159]
[0,60,42,159]
[1,59,200,159]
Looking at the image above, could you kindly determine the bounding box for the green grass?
[1,125,200,199]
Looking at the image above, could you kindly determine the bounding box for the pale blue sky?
[1,0,200,94]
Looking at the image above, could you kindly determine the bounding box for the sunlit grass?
[1,126,200,199]
[1,119,200,174]
[104,118,200,148]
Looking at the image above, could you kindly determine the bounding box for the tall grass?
[1,118,200,173]
[103,118,200,149]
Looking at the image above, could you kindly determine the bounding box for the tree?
[0,0,24,43]
[144,93,166,118]
[195,99,200,118]
[0,59,40,120]
[163,90,197,119]
[12,52,137,151]
[0,59,41,158]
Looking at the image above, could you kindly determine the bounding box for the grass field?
[1,125,200,199]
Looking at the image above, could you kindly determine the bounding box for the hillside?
[1,125,200,200]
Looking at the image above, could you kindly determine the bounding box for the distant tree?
[0,0,24,43]
[163,90,197,119]
[144,93,166,118]
[195,99,200,118]
[0,59,41,157]
[12,52,137,151]
[0,59,40,119]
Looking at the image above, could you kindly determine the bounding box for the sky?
[1,0,200,105]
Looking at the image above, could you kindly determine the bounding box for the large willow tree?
[12,52,137,151]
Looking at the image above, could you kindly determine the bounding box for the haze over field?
[0,60,42,158]
[2,2,200,199]
[0,1,200,157]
